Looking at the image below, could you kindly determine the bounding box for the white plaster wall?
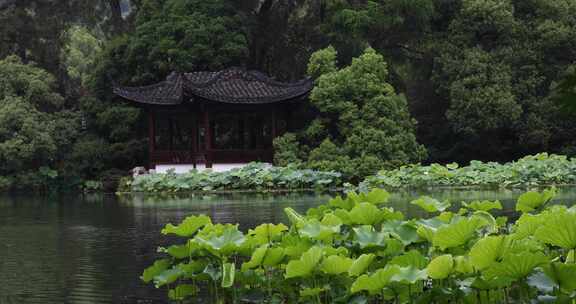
[154,164,196,174]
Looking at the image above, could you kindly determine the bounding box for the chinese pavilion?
[113,68,313,172]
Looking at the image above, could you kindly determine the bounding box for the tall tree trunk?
[108,0,124,33]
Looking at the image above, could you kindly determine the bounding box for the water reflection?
[0,188,575,303]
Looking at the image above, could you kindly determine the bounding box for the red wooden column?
[148,109,155,169]
[203,107,212,168]
[271,106,277,140]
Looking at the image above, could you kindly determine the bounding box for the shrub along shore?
[360,153,576,190]
[121,163,342,193]
[142,187,576,303]
[123,153,576,193]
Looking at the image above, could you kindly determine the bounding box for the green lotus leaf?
[382,220,420,245]
[329,195,354,210]
[282,235,312,258]
[516,188,556,213]
[348,254,376,276]
[469,236,510,270]
[437,211,454,223]
[390,266,428,284]
[321,255,354,275]
[543,262,576,292]
[417,225,435,242]
[324,246,349,256]
[284,207,306,226]
[351,265,401,293]
[472,211,498,233]
[381,207,405,221]
[411,196,451,213]
[427,255,454,279]
[471,276,514,290]
[141,259,171,283]
[383,239,405,256]
[262,247,286,266]
[248,223,288,245]
[299,219,340,242]
[454,256,474,274]
[177,260,209,278]
[433,217,485,250]
[196,226,246,255]
[353,225,388,249]
[221,262,235,288]
[242,244,269,270]
[161,244,189,259]
[511,213,543,240]
[463,200,502,212]
[154,267,184,288]
[285,246,323,279]
[348,202,383,225]
[389,250,428,269]
[321,213,343,226]
[300,287,325,298]
[360,188,390,205]
[168,284,197,300]
[483,252,548,281]
[534,211,576,249]
[161,215,211,237]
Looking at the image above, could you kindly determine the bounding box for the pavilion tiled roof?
[113,68,313,105]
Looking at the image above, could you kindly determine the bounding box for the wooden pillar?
[148,109,155,170]
[271,106,277,140]
[203,107,212,168]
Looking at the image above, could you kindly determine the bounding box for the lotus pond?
[2,188,576,304]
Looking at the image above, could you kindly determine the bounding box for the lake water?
[1,188,575,304]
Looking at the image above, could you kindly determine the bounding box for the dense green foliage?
[274,47,426,181]
[143,187,576,303]
[2,0,576,190]
[127,163,341,193]
[0,56,81,190]
[361,154,576,190]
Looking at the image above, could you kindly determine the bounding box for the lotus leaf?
[411,196,451,213]
[299,219,340,242]
[284,207,305,226]
[285,246,323,279]
[390,266,428,284]
[329,195,354,210]
[389,250,428,269]
[454,256,474,274]
[381,220,420,245]
[353,225,387,249]
[534,211,576,249]
[321,255,353,274]
[463,200,502,212]
[196,226,246,255]
[348,254,376,276]
[348,202,383,225]
[161,215,211,237]
[483,252,548,281]
[248,223,288,245]
[351,266,400,293]
[141,259,170,283]
[221,262,235,288]
[153,267,184,288]
[433,217,485,250]
[469,236,509,270]
[516,188,556,213]
[262,247,286,266]
[360,188,390,205]
[427,255,454,279]
[168,284,197,300]
[543,262,576,292]
[242,244,269,270]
